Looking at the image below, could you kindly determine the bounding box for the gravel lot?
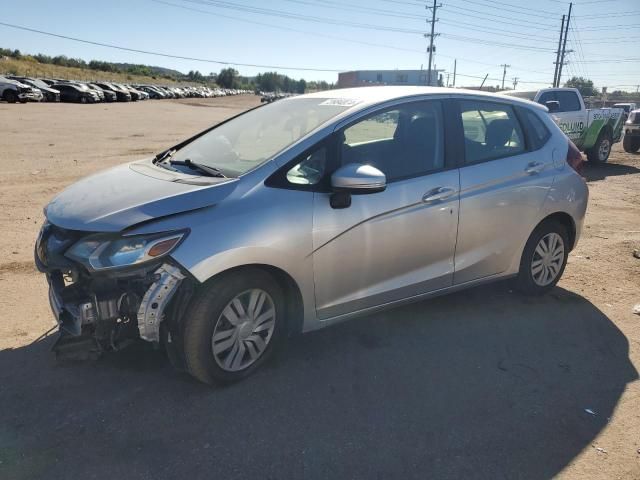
[0,96,639,480]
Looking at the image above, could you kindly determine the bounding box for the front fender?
[127,181,319,332]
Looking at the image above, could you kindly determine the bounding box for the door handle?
[422,187,457,203]
[525,161,544,175]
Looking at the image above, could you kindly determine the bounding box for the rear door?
[312,99,460,319]
[538,90,587,146]
[454,99,555,284]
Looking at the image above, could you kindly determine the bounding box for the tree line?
[0,47,175,80]
[0,47,334,93]
[213,68,332,93]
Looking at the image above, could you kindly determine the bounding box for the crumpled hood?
[45,159,238,232]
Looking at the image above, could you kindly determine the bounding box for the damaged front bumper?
[35,224,193,359]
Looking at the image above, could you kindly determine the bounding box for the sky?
[1,0,639,91]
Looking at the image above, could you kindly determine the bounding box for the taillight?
[566,140,584,175]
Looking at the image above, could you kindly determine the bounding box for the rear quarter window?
[519,108,551,150]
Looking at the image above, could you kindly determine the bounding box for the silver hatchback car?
[36,87,588,384]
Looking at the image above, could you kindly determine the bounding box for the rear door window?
[459,101,525,164]
[555,91,581,112]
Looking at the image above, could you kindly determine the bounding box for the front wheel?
[182,268,284,384]
[623,135,640,153]
[586,131,612,163]
[515,221,569,295]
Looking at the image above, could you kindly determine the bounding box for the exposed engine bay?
[35,222,193,362]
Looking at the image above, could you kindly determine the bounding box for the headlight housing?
[65,231,187,271]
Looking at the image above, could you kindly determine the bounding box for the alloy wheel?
[598,138,611,162]
[211,289,276,372]
[531,232,565,287]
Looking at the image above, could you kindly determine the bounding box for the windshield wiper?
[155,149,175,163]
[169,159,226,178]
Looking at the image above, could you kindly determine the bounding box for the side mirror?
[331,163,386,194]
[545,100,560,113]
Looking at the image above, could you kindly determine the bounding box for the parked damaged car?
[36,87,588,384]
[51,83,100,103]
[8,76,60,102]
[0,75,43,103]
[94,82,132,102]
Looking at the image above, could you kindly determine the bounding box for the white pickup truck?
[502,87,624,163]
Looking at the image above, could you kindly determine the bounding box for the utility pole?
[553,15,566,87]
[512,77,519,90]
[453,59,457,87]
[500,64,511,90]
[480,74,488,90]
[557,2,573,88]
[446,73,450,87]
[425,0,441,87]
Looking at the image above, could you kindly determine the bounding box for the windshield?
[501,91,537,100]
[170,98,352,176]
[24,78,47,89]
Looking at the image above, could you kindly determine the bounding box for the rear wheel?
[80,96,87,104]
[587,131,612,163]
[623,135,640,153]
[516,220,569,295]
[182,268,284,385]
[3,90,17,103]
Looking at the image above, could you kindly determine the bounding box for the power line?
[437,13,557,34]
[155,0,430,54]
[0,20,357,72]
[575,10,640,17]
[159,0,547,73]
[440,33,556,52]
[569,18,590,80]
[176,0,425,34]
[157,0,559,69]
[454,0,560,15]
[285,0,423,20]
[442,4,558,29]
[449,0,558,19]
[438,18,556,42]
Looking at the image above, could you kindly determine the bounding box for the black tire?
[80,96,87,104]
[3,89,18,103]
[515,220,569,296]
[623,135,640,153]
[182,268,285,385]
[586,130,612,163]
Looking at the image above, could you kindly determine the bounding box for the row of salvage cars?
[0,75,249,103]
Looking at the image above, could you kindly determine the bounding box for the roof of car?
[299,86,547,111]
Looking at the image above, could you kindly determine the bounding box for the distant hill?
[112,63,183,78]
[0,56,191,86]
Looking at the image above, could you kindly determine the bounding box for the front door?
[312,100,460,320]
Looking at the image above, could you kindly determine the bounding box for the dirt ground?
[0,96,639,480]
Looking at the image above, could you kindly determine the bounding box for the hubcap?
[599,139,610,161]
[531,232,565,287]
[211,289,276,372]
